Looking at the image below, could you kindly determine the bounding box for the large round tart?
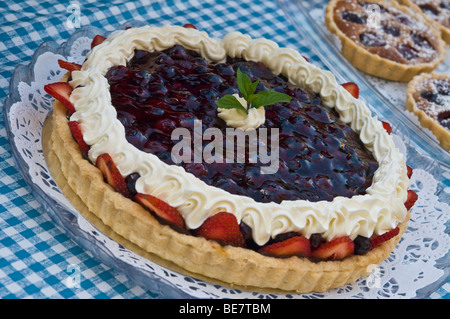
[44,25,414,293]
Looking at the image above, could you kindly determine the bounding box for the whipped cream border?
[68,25,409,245]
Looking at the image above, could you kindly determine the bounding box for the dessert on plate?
[43,25,417,293]
[325,0,446,82]
[405,72,450,150]
[397,0,450,44]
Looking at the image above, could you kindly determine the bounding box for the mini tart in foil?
[397,0,450,44]
[405,72,450,150]
[325,0,445,82]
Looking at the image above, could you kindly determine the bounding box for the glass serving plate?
[4,20,450,299]
[277,0,450,172]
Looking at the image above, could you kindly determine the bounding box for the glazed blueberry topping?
[360,32,386,47]
[341,11,367,24]
[106,45,378,204]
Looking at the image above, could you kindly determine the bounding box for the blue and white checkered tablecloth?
[0,0,448,299]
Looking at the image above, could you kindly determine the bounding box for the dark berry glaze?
[105,45,378,204]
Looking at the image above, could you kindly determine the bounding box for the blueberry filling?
[421,91,441,105]
[382,24,400,37]
[397,44,418,60]
[359,32,386,46]
[412,33,433,50]
[438,111,450,129]
[419,4,439,15]
[341,11,367,24]
[105,45,378,204]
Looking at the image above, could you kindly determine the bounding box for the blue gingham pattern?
[0,0,448,299]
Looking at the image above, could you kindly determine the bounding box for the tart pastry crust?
[405,72,450,150]
[397,0,450,44]
[43,74,410,293]
[325,0,446,82]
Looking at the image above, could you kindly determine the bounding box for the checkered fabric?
[0,0,448,299]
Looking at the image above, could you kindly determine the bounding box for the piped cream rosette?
[68,25,409,246]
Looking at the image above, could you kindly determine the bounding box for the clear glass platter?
[277,0,450,171]
[3,20,450,299]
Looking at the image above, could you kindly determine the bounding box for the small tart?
[397,0,450,44]
[406,72,450,150]
[325,0,446,82]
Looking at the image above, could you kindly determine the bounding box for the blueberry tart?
[325,0,445,81]
[397,0,450,44]
[43,25,416,293]
[406,72,450,150]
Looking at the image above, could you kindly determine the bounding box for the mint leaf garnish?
[216,68,291,113]
[236,68,259,100]
[249,90,293,109]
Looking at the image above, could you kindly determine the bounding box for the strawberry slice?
[183,23,197,29]
[134,193,185,230]
[406,165,413,179]
[341,82,359,99]
[96,153,131,198]
[67,121,89,157]
[382,121,392,134]
[58,59,82,72]
[194,212,245,248]
[404,189,418,210]
[311,236,354,260]
[258,236,311,258]
[91,34,106,49]
[44,82,75,114]
[370,227,400,250]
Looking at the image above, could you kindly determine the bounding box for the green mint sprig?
[216,68,292,114]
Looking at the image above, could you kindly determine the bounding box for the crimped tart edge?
[396,0,450,44]
[325,0,446,82]
[405,72,450,151]
[44,93,410,293]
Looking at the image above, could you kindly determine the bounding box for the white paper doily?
[5,27,450,299]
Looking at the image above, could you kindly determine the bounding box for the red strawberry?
[183,23,197,29]
[370,227,400,250]
[134,193,185,230]
[404,189,418,210]
[258,236,311,258]
[382,121,392,134]
[341,82,359,99]
[58,59,82,72]
[194,212,245,248]
[91,34,106,49]
[44,82,75,114]
[67,121,89,157]
[406,165,413,179]
[96,153,131,198]
[311,236,354,260]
